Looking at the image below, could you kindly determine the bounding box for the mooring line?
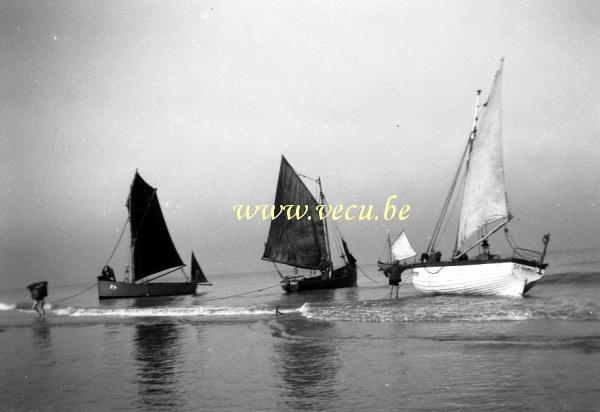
[51,283,97,304]
[357,264,379,283]
[194,283,282,302]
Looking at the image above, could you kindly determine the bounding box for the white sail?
[391,231,417,262]
[457,60,510,250]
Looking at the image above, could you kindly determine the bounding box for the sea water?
[1,249,599,411]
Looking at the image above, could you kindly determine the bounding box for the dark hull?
[98,280,198,299]
[280,264,357,293]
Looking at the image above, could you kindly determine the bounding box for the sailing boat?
[262,156,357,293]
[97,172,211,299]
[376,230,417,272]
[408,60,550,296]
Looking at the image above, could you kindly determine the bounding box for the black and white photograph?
[1,1,599,410]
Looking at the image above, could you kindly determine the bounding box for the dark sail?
[128,172,184,282]
[262,156,328,270]
[191,252,209,283]
[341,239,356,266]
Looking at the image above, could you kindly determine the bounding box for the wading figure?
[384,263,407,299]
[27,281,48,317]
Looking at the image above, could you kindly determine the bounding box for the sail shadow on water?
[133,321,183,410]
[269,317,341,409]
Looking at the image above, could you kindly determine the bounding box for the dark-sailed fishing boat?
[262,156,357,293]
[408,60,550,296]
[97,172,211,299]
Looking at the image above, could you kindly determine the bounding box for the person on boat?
[319,258,329,280]
[477,239,497,260]
[482,239,490,256]
[420,253,429,263]
[98,265,116,282]
[123,264,130,283]
[27,281,48,317]
[428,251,442,262]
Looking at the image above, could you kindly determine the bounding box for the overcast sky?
[1,0,598,289]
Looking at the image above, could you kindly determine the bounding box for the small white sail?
[457,60,510,250]
[391,231,417,262]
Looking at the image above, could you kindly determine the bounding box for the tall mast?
[128,191,134,283]
[387,228,392,263]
[318,177,332,270]
[452,89,482,257]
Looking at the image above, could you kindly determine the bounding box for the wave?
[0,302,16,311]
[3,296,598,323]
[0,300,308,319]
[48,304,307,318]
[297,299,600,322]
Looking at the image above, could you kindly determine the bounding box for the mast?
[318,177,332,271]
[452,89,482,257]
[456,59,509,253]
[426,134,471,255]
[128,190,134,283]
[387,228,392,263]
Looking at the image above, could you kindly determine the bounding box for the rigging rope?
[194,283,282,302]
[52,217,130,305]
[51,283,97,304]
[103,217,129,268]
[504,228,542,260]
[428,131,472,253]
[357,264,378,283]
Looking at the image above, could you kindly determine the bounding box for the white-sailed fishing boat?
[377,230,417,272]
[411,59,550,297]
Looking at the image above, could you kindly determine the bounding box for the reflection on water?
[29,318,55,373]
[271,317,340,410]
[134,321,183,410]
[31,318,52,350]
[101,296,182,309]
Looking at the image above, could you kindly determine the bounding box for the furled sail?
[128,172,184,282]
[457,61,510,250]
[191,252,209,283]
[391,231,417,262]
[262,156,328,270]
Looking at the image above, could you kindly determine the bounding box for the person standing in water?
[27,281,48,317]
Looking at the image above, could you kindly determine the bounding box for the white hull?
[412,260,544,297]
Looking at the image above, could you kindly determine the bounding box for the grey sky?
[1,0,599,289]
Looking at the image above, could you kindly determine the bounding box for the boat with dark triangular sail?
[97,172,211,299]
[191,252,212,286]
[406,60,550,296]
[262,156,357,293]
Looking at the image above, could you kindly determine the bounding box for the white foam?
[55,305,304,318]
[0,302,16,310]
[298,302,311,315]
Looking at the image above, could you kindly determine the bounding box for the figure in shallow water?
[27,281,48,317]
